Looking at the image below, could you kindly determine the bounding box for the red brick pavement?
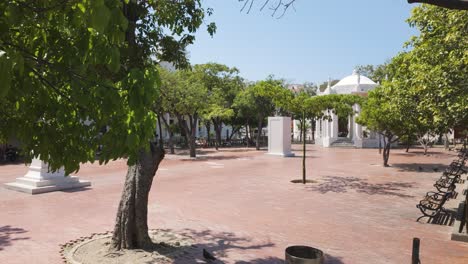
[0,145,467,263]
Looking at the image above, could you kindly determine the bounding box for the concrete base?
[451,218,468,243]
[5,176,91,194]
[451,181,468,243]
[322,137,337,147]
[267,116,294,158]
[266,152,295,157]
[354,139,363,148]
[4,157,91,194]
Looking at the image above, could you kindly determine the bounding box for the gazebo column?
[4,157,91,194]
[353,104,363,148]
[315,119,320,138]
[331,113,339,139]
[322,112,331,147]
[348,115,353,139]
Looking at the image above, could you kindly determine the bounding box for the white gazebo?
[315,70,381,148]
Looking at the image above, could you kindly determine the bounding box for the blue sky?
[187,0,418,84]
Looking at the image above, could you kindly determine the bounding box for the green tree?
[195,63,243,150]
[286,93,361,183]
[357,85,407,167]
[354,64,388,84]
[233,78,291,150]
[287,92,315,184]
[1,0,214,250]
[405,5,468,140]
[171,69,209,158]
[155,65,180,154]
[357,5,467,160]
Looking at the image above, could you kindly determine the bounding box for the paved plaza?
[0,145,467,263]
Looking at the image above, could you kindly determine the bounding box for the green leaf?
[106,47,120,73]
[77,3,86,13]
[90,4,110,33]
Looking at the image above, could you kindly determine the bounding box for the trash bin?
[285,245,324,264]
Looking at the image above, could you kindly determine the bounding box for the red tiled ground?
[0,145,467,263]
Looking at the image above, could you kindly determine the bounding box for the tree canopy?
[1,0,216,250]
[0,0,215,172]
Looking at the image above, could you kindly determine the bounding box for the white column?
[332,113,339,138]
[5,157,91,194]
[267,116,294,157]
[347,115,353,139]
[353,104,363,148]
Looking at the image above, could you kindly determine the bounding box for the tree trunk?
[177,115,196,157]
[245,123,250,147]
[256,118,263,150]
[212,119,222,151]
[169,133,174,154]
[188,115,198,158]
[378,133,382,154]
[179,121,188,147]
[157,115,164,147]
[444,133,449,150]
[111,144,165,250]
[418,136,429,155]
[205,122,211,144]
[302,114,306,184]
[160,115,175,154]
[382,135,392,167]
[311,118,316,142]
[229,126,241,141]
[405,134,411,153]
[299,121,303,142]
[110,1,163,251]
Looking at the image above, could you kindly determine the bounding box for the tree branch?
[408,0,468,10]
[239,0,297,17]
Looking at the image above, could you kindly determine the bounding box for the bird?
[433,167,439,172]
[418,166,423,171]
[203,248,217,261]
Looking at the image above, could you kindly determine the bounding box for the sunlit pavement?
[1,145,467,263]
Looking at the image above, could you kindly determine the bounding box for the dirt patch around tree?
[61,230,195,264]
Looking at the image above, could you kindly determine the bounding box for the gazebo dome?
[322,70,378,95]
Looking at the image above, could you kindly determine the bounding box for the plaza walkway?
[0,145,467,263]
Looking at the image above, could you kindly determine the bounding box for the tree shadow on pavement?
[234,253,345,264]
[324,254,345,264]
[235,257,283,263]
[216,148,258,153]
[179,155,243,162]
[162,229,275,264]
[0,225,29,251]
[390,163,447,173]
[306,176,416,198]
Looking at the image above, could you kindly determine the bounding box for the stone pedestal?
[4,158,91,194]
[267,116,294,157]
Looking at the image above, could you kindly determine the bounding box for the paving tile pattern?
[0,146,467,263]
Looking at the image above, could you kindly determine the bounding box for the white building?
[314,70,381,148]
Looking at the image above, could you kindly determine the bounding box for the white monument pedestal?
[267,116,295,157]
[4,158,91,194]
